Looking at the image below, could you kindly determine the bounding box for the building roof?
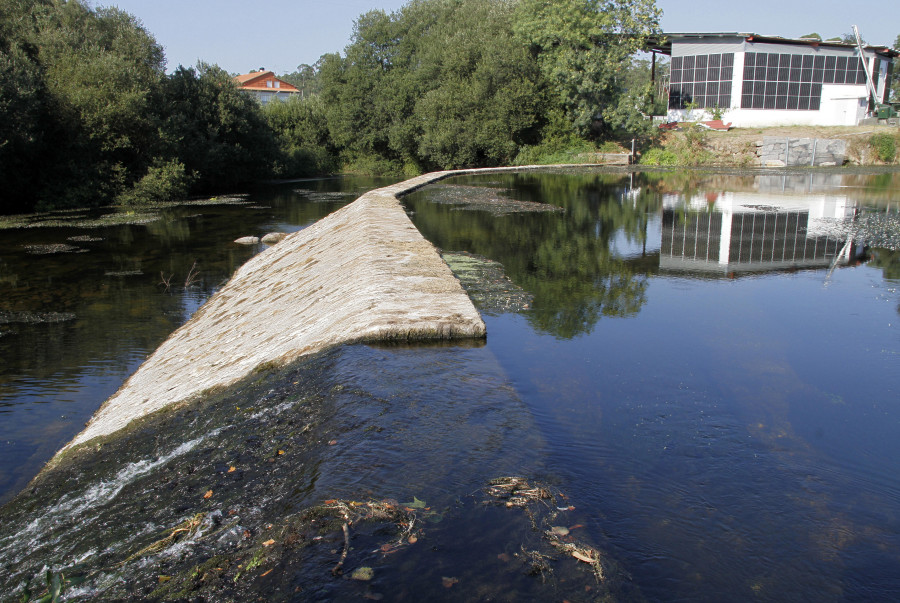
[233,70,300,93]
[646,32,899,58]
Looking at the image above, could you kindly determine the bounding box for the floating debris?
[293,189,356,203]
[183,195,252,206]
[24,243,87,255]
[0,311,76,325]
[424,184,565,215]
[121,513,207,567]
[483,477,607,583]
[442,252,532,315]
[816,212,900,251]
[104,270,143,277]
[67,235,103,243]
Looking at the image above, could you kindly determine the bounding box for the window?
[740,52,866,111]
[669,53,734,110]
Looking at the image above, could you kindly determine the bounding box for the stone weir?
[53,169,511,460]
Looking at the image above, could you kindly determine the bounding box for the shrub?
[118,160,193,205]
[870,133,898,163]
[708,105,725,121]
[514,135,597,165]
[640,148,679,166]
[641,126,712,166]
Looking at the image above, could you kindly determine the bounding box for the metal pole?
[810,138,817,166]
[852,25,879,112]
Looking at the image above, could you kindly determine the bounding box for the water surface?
[1,168,899,601]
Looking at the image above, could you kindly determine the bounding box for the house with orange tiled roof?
[233,70,300,105]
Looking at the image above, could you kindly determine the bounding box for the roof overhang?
[645,32,899,58]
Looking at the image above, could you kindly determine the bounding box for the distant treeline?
[0,0,661,214]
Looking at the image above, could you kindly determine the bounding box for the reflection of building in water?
[755,173,845,194]
[660,192,861,274]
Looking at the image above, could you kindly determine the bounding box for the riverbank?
[642,124,900,167]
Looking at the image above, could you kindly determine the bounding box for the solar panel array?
[669,49,869,112]
[668,53,734,110]
[740,52,867,111]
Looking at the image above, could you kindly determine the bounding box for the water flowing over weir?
[53,171,489,456]
[1,167,636,601]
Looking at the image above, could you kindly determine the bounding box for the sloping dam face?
[56,171,488,459]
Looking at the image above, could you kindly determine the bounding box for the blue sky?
[101,0,898,75]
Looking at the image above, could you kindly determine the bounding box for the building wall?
[250,90,299,106]
[666,37,887,126]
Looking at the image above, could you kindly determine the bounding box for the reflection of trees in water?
[407,171,661,339]
[869,249,900,281]
[868,248,900,317]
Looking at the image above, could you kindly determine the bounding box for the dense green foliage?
[0,0,284,212]
[1,0,168,210]
[1,0,661,213]
[318,0,660,173]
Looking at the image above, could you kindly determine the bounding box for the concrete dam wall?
[58,170,504,456]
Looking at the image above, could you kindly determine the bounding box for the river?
[1,168,898,601]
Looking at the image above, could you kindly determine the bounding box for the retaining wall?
[757,137,847,167]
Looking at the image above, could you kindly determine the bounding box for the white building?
[233,70,301,106]
[649,33,897,127]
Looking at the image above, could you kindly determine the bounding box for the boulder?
[261,232,288,245]
[234,236,260,245]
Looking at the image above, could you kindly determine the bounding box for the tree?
[800,33,822,41]
[410,0,545,168]
[157,63,278,192]
[0,0,52,213]
[34,1,166,207]
[263,94,338,176]
[0,0,166,210]
[279,62,323,98]
[513,0,661,138]
[320,0,550,173]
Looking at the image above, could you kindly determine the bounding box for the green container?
[876,104,898,119]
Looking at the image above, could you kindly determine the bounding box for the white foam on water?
[0,428,224,560]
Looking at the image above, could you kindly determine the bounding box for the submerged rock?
[443,252,532,315]
[424,184,565,215]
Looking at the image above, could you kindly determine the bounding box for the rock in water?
[261,232,287,245]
